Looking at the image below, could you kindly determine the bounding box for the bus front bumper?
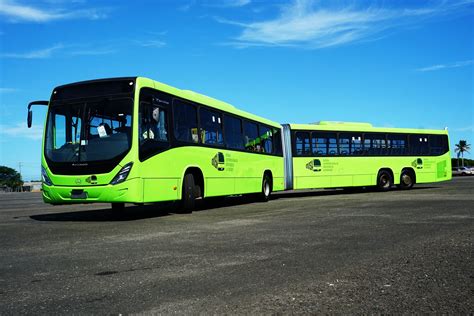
[42,178,142,204]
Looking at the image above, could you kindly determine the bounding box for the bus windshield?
[45,97,133,163]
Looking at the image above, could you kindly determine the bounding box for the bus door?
[200,108,234,196]
[293,131,332,189]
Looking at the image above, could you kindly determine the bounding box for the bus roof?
[289,121,449,135]
[139,77,281,128]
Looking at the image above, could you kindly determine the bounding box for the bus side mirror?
[27,110,32,128]
[27,100,49,128]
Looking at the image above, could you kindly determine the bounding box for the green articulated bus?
[27,77,451,212]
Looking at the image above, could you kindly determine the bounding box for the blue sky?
[0,0,473,180]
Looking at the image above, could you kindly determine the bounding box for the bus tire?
[398,169,415,190]
[259,173,272,202]
[181,173,196,213]
[376,170,393,191]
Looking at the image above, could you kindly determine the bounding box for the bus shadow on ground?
[29,186,438,222]
[29,203,175,222]
[29,196,260,222]
[272,185,438,200]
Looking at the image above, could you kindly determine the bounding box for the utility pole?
[18,162,23,192]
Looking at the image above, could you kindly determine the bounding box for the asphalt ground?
[0,177,473,314]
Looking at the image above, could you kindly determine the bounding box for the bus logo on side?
[412,158,423,169]
[306,159,322,172]
[212,152,225,171]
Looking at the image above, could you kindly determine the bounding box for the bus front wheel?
[181,173,196,213]
[376,170,393,191]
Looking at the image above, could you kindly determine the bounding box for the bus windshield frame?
[44,78,137,175]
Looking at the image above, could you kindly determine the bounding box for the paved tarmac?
[0,177,473,314]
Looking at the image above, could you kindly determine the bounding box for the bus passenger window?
[243,121,259,152]
[365,134,387,155]
[338,134,350,155]
[173,100,198,143]
[295,132,310,156]
[224,115,244,150]
[430,135,447,156]
[389,134,408,155]
[351,134,363,155]
[311,133,327,156]
[200,108,223,146]
[259,125,273,153]
[272,127,283,155]
[138,89,170,160]
[409,134,428,155]
[140,105,168,141]
[328,134,337,155]
[363,137,371,155]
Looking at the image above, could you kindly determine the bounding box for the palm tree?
[455,140,471,167]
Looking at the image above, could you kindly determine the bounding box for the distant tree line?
[0,166,24,191]
[451,158,473,168]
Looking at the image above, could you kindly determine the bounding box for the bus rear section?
[282,122,451,191]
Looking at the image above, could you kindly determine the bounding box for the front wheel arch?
[181,167,204,198]
[179,167,204,213]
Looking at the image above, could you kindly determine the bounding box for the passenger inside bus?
[142,106,167,141]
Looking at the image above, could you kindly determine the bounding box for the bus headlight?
[41,166,53,186]
[110,162,133,185]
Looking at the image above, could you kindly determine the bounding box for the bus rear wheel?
[180,173,196,213]
[398,170,414,190]
[376,170,393,191]
[259,174,272,202]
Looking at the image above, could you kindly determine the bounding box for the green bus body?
[39,77,284,205]
[31,77,451,207]
[287,122,451,190]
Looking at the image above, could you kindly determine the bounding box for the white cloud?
[0,37,168,59]
[416,60,474,72]
[0,0,107,23]
[42,0,86,4]
[208,0,251,8]
[178,1,195,11]
[452,125,474,132]
[219,0,474,49]
[180,0,250,10]
[136,40,166,48]
[68,49,117,56]
[1,44,64,59]
[0,123,43,140]
[0,88,19,93]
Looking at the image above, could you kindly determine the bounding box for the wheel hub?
[381,175,389,187]
[264,183,270,196]
[402,174,412,185]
